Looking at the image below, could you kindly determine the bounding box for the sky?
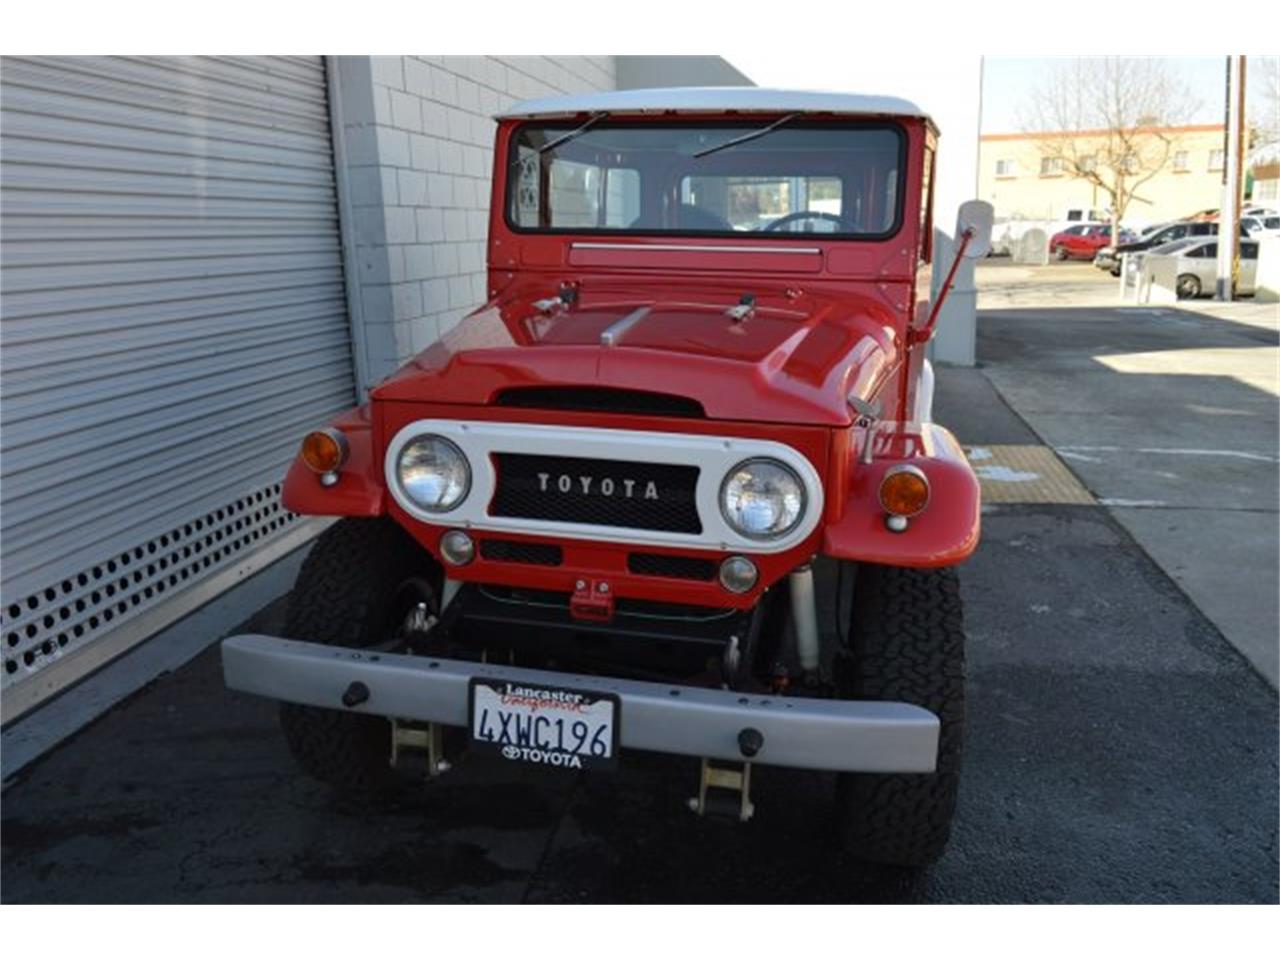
[731,54,1277,137]
[980,56,1238,132]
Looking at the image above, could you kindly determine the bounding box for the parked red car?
[1049,223,1115,260]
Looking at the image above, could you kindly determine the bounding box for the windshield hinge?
[725,294,756,322]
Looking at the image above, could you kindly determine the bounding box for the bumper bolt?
[737,727,764,758]
[341,681,370,708]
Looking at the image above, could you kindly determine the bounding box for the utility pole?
[1216,55,1247,301]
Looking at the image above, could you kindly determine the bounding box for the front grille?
[628,553,717,581]
[479,539,563,566]
[490,453,701,534]
[494,386,704,418]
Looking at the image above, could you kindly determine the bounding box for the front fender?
[280,405,386,516]
[822,422,979,567]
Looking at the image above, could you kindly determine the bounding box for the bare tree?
[1020,57,1200,243]
[1249,56,1280,149]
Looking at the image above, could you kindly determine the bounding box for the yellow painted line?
[965,444,1095,505]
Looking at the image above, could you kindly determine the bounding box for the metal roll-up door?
[1,56,356,718]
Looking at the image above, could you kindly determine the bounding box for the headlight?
[395,435,470,512]
[719,458,805,539]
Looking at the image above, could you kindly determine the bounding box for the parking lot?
[2,276,1277,904]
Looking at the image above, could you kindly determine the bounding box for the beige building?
[979,124,1227,228]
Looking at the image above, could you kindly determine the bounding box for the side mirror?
[956,199,994,259]
[910,199,996,347]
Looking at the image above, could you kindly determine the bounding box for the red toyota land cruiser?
[222,88,990,868]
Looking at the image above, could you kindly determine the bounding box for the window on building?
[995,158,1015,177]
[1079,155,1097,173]
[1209,149,1225,171]
[1173,151,1189,172]
[1120,153,1140,174]
[1040,157,1064,176]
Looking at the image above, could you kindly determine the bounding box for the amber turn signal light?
[878,464,930,518]
[300,428,349,474]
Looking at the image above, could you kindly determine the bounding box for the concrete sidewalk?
[975,302,1279,686]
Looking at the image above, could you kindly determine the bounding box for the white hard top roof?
[498,86,930,122]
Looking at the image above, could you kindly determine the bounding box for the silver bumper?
[221,634,940,774]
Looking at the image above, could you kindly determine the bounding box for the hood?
[372,281,902,426]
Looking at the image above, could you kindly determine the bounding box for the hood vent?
[493,386,704,418]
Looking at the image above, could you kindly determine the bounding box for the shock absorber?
[788,563,821,675]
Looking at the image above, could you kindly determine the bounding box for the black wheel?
[1176,273,1202,299]
[278,517,440,792]
[833,563,965,867]
[1110,264,1122,277]
[1054,245,1070,261]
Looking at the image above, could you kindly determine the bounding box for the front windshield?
[507,120,904,238]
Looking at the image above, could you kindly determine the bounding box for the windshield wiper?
[512,111,609,167]
[692,112,803,159]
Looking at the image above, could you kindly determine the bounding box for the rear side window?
[1242,241,1259,259]
[1190,243,1217,259]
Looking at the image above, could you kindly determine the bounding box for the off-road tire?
[278,517,438,793]
[834,562,965,867]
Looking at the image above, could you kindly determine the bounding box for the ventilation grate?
[494,386,705,418]
[479,539,563,566]
[628,553,717,581]
[2,481,298,686]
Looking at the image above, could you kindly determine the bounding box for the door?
[1,56,356,715]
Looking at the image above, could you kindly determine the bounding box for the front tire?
[1054,245,1070,261]
[1176,273,1202,299]
[834,563,966,867]
[278,517,439,792]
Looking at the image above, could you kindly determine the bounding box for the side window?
[1166,225,1188,240]
[919,145,935,263]
[547,159,602,228]
[1242,242,1259,260]
[1192,243,1217,259]
[603,168,640,228]
[511,152,639,229]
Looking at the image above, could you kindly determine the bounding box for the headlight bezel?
[394,433,472,514]
[718,457,808,541]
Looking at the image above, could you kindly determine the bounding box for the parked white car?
[1157,238,1261,299]
[1241,214,1280,239]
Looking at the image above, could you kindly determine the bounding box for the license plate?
[468,678,620,771]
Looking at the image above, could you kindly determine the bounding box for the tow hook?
[390,719,450,778]
[570,579,615,622]
[688,754,756,822]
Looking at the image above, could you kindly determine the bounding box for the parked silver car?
[1162,239,1261,298]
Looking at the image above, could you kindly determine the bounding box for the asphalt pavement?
[2,297,1277,903]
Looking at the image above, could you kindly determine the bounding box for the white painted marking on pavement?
[975,465,1040,483]
[1098,498,1169,508]
[1057,445,1278,464]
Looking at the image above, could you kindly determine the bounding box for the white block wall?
[332,56,616,388]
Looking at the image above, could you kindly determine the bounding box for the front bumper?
[222,634,940,774]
